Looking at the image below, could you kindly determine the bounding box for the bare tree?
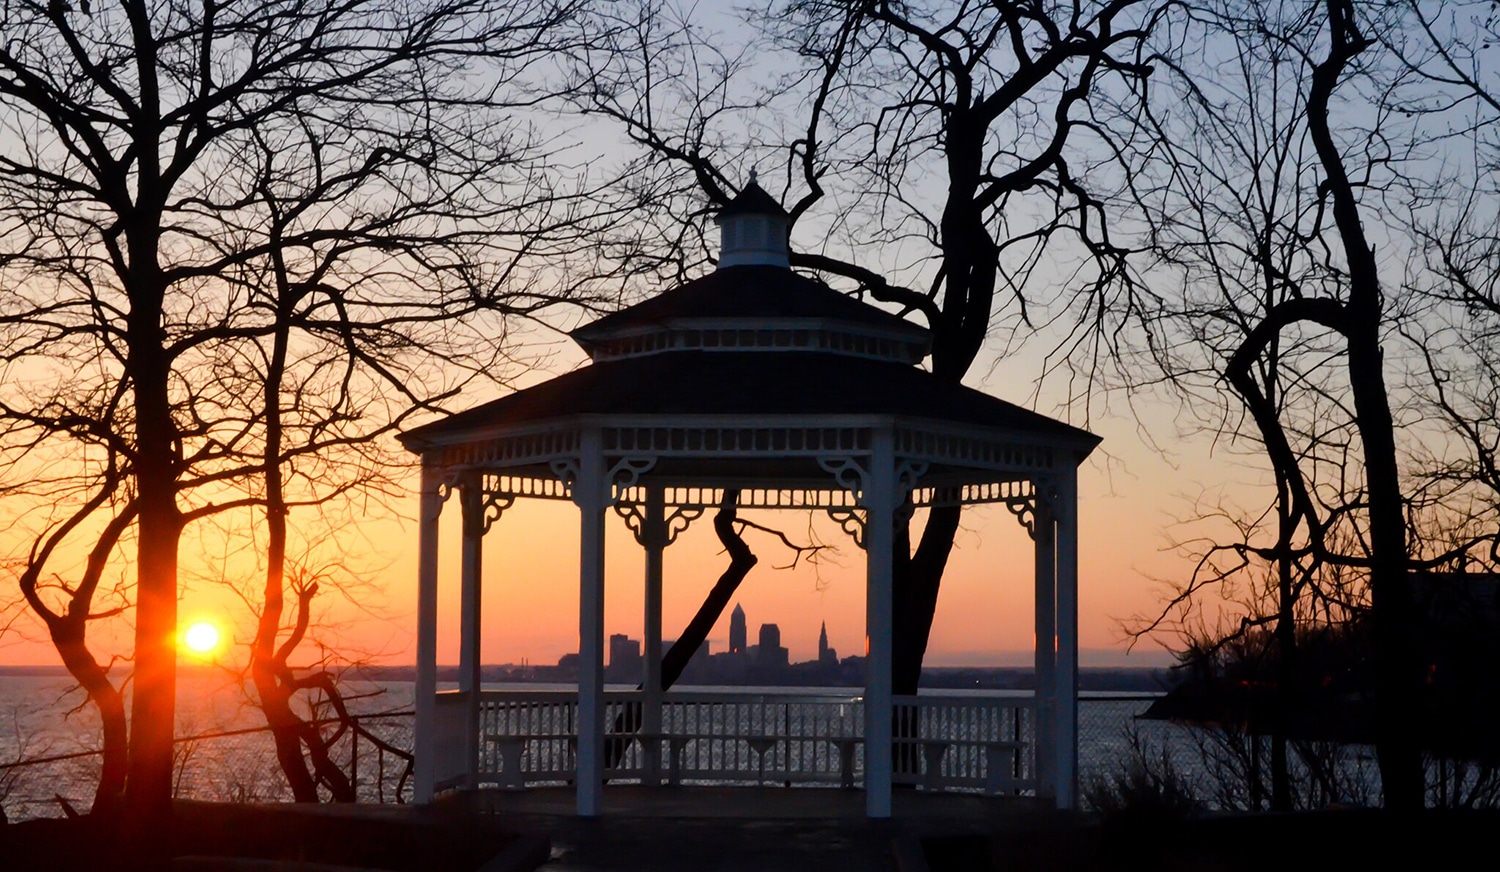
[566,0,1164,696]
[0,0,603,817]
[1386,0,1500,565]
[1117,0,1368,809]
[1116,0,1500,808]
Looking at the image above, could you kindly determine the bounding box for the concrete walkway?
[451,786,1050,872]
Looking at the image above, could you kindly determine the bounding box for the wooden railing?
[442,688,1036,794]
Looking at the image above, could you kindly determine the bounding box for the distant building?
[729,604,747,654]
[818,622,837,666]
[757,623,788,668]
[609,633,641,676]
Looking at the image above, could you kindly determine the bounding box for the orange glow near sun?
[183,622,221,655]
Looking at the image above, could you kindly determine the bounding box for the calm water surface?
[0,675,1176,820]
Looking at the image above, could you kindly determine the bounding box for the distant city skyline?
[567,600,1175,672]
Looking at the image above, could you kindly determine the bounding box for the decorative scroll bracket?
[826,507,865,549]
[1010,477,1057,542]
[616,501,704,549]
[615,502,649,544]
[549,458,579,499]
[482,492,516,535]
[554,456,657,509]
[607,457,657,507]
[819,455,927,546]
[895,459,930,522]
[817,456,867,499]
[664,506,704,545]
[1005,494,1036,540]
[424,469,461,522]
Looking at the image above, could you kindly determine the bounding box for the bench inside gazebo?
[398,178,1099,818]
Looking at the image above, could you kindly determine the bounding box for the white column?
[459,474,484,786]
[1032,494,1057,802]
[414,463,444,803]
[575,430,607,816]
[642,486,665,785]
[863,430,897,818]
[1054,467,1080,809]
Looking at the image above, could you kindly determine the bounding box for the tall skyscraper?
[818,621,837,665]
[729,603,747,653]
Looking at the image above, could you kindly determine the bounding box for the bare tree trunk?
[1271,474,1296,811]
[659,491,757,689]
[251,288,325,801]
[1306,0,1423,810]
[16,491,136,815]
[891,505,963,695]
[129,391,182,819]
[606,491,756,767]
[53,630,129,814]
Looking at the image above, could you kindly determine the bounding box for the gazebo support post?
[459,474,485,787]
[642,485,666,786]
[1054,468,1080,809]
[414,463,443,804]
[1033,494,1057,802]
[575,431,608,816]
[864,429,897,818]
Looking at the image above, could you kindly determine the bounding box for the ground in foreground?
[0,800,548,872]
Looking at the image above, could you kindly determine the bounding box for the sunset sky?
[0,325,1234,672]
[0,0,1283,675]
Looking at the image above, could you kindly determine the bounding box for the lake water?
[0,674,1204,821]
[0,672,419,819]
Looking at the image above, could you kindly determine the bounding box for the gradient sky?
[1,330,1224,671]
[0,0,1271,675]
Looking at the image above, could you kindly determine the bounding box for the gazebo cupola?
[570,177,930,367]
[714,170,791,268]
[399,175,1099,820]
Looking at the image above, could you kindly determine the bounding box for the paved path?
[452,786,1054,872]
[533,816,901,872]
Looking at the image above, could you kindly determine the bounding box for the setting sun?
[183,622,221,655]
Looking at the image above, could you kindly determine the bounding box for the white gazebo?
[398,179,1100,818]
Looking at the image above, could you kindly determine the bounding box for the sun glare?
[183,622,221,655]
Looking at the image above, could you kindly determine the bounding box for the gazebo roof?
[570,266,930,360]
[399,177,1100,479]
[398,351,1098,451]
[715,178,788,219]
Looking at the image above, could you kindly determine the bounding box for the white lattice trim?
[482,473,571,500]
[615,485,860,510]
[895,426,1056,471]
[605,425,870,455]
[465,473,1039,512]
[586,325,925,365]
[911,479,1032,508]
[439,429,578,468]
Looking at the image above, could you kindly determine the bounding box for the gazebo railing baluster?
[467,688,1035,793]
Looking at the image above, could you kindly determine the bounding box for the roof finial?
[746,166,758,186]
